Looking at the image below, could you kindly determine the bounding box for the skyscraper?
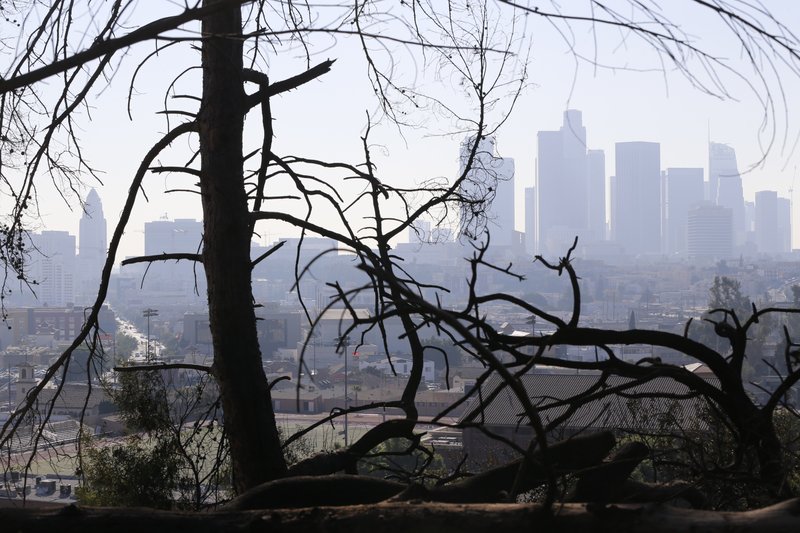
[143,218,205,295]
[145,218,203,257]
[613,142,661,255]
[459,136,515,247]
[28,230,76,306]
[536,110,599,255]
[587,149,606,242]
[524,186,536,255]
[755,190,780,254]
[77,188,107,300]
[687,204,733,260]
[778,197,792,253]
[664,168,704,255]
[409,220,432,243]
[744,200,756,237]
[709,142,746,246]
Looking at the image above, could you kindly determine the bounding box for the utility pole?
[143,308,159,362]
[336,335,350,446]
[312,331,317,377]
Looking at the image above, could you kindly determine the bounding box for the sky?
[8,1,800,259]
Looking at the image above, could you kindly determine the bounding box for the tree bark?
[4,500,800,533]
[198,0,287,492]
[723,396,791,499]
[753,416,792,500]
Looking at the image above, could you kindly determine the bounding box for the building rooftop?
[460,371,718,434]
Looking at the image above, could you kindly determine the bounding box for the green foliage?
[82,368,316,508]
[357,438,445,485]
[278,425,314,467]
[76,437,182,509]
[154,324,181,356]
[115,332,138,359]
[792,285,800,305]
[623,398,800,510]
[689,276,753,352]
[80,369,230,509]
[113,369,172,433]
[709,276,751,319]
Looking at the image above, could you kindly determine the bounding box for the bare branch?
[121,252,203,266]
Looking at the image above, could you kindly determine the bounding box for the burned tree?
[0,0,530,494]
[0,2,800,524]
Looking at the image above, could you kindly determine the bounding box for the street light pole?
[313,332,317,377]
[143,308,158,362]
[336,335,350,447]
[344,336,349,447]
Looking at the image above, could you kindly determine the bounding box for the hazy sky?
[14,1,800,258]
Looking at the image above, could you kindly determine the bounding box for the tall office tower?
[709,142,746,246]
[587,149,606,241]
[778,197,792,253]
[409,220,432,243]
[755,190,779,254]
[77,188,107,300]
[744,201,756,233]
[664,168,704,255]
[29,230,76,306]
[743,200,757,248]
[143,218,204,294]
[687,204,733,260]
[609,175,618,241]
[524,186,537,255]
[145,218,203,253]
[613,142,661,255]
[537,110,596,255]
[459,136,515,247]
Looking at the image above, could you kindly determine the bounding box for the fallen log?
[3,499,800,533]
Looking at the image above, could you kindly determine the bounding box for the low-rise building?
[460,369,717,467]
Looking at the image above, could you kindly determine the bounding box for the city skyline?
[5,1,800,515]
[17,3,800,263]
[22,144,794,290]
[25,121,797,270]
[48,120,798,261]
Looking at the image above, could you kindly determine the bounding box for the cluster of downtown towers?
[19,109,794,308]
[456,110,791,259]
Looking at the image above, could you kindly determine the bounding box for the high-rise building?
[142,218,204,295]
[755,190,780,254]
[459,136,515,247]
[409,220,432,243]
[587,149,606,241]
[664,168,704,255]
[778,197,792,253]
[609,175,618,241]
[744,200,756,234]
[144,218,203,257]
[613,142,661,255]
[77,188,107,300]
[709,142,746,246]
[524,187,536,255]
[28,230,76,306]
[687,204,733,260]
[536,110,593,255]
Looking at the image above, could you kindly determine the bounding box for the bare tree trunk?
[726,398,791,500]
[753,418,792,500]
[198,0,287,492]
